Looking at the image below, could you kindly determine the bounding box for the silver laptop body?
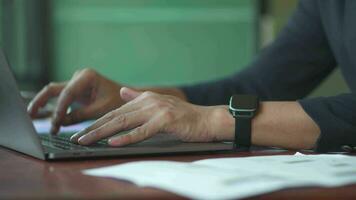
[0,49,232,160]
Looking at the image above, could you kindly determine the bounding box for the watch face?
[230,94,259,110]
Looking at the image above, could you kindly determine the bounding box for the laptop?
[0,49,233,160]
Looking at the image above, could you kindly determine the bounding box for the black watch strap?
[234,117,251,149]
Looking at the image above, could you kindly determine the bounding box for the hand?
[70,87,232,146]
[27,68,124,134]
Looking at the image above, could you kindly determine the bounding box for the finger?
[50,87,76,134]
[120,87,141,102]
[27,82,65,118]
[108,119,161,147]
[50,69,101,134]
[70,109,121,143]
[69,117,106,143]
[70,90,158,142]
[77,111,148,145]
[70,94,150,142]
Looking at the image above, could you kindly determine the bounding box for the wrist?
[209,106,235,141]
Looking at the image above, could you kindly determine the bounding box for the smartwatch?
[229,94,259,150]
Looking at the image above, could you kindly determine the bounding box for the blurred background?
[0,0,349,97]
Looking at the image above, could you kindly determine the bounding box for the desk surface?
[1,147,356,200]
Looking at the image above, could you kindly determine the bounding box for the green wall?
[0,3,2,44]
[50,0,258,86]
[0,0,47,90]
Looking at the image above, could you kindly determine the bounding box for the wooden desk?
[1,147,356,200]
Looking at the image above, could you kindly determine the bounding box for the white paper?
[83,153,356,200]
[33,119,92,134]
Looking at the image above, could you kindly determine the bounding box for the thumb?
[120,87,142,102]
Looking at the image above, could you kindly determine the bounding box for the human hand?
[27,69,124,134]
[70,87,233,146]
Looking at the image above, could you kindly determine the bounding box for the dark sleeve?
[299,94,356,152]
[180,0,336,105]
[181,1,356,152]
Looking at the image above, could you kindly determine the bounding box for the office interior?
[1,1,356,200]
[0,0,349,97]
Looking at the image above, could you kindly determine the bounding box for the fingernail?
[78,135,90,145]
[70,129,84,141]
[77,136,85,144]
[70,133,79,143]
[27,103,32,112]
[50,126,58,135]
[50,119,58,133]
[108,138,114,145]
[108,137,123,146]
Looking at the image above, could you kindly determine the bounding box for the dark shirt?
[181,0,356,153]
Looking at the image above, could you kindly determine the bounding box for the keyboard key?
[39,134,107,150]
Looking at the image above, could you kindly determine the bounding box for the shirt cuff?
[298,96,355,153]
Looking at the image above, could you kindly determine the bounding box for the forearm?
[214,101,320,150]
[132,86,321,150]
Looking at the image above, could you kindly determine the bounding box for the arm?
[215,102,320,150]
[70,87,320,151]
[29,1,355,152]
[179,0,356,152]
[146,0,329,150]
[180,0,336,105]
[299,94,356,152]
[152,1,356,152]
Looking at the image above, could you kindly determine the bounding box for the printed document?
[83,153,356,200]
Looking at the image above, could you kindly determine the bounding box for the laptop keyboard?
[39,134,107,150]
